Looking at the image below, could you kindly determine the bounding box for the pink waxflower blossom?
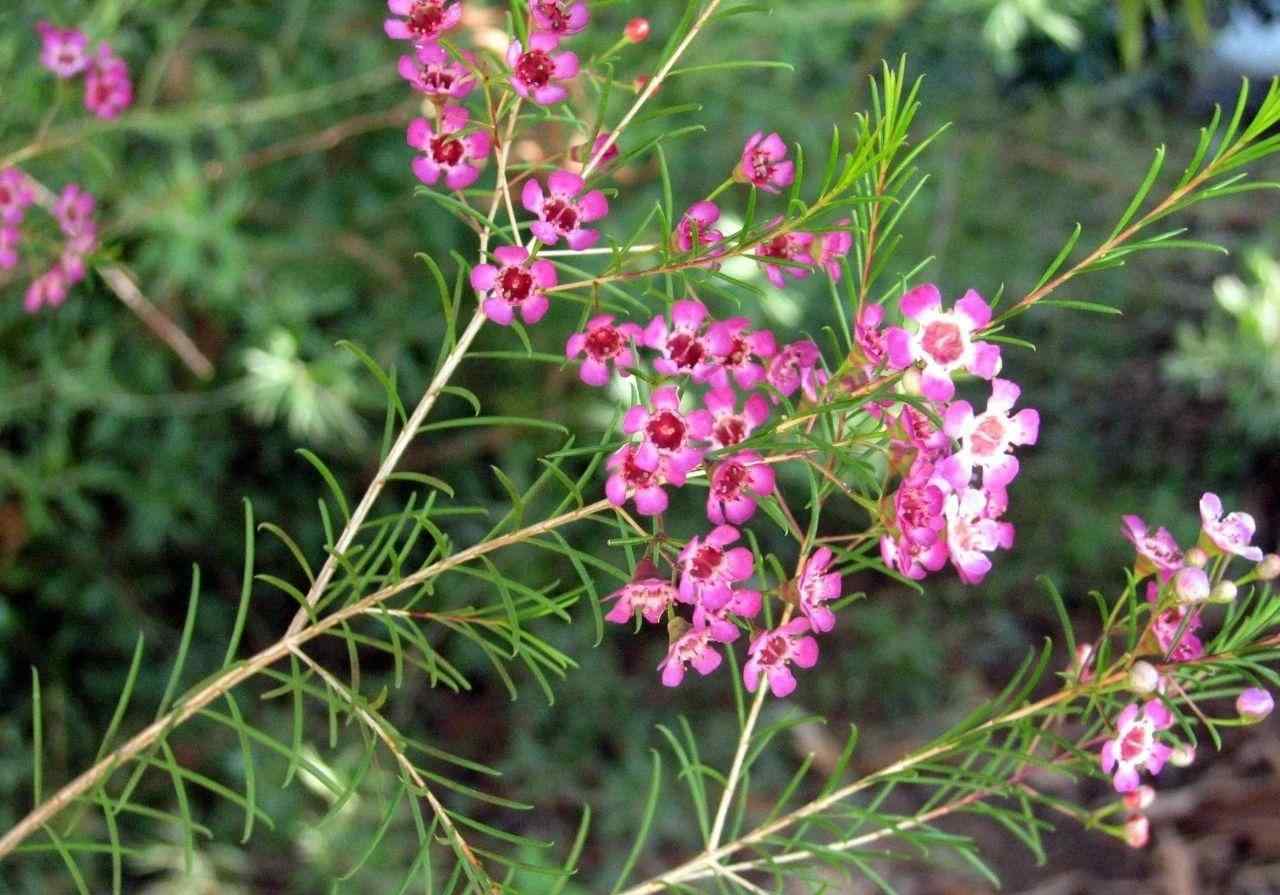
[565,315,643,386]
[1121,516,1184,581]
[696,317,777,390]
[811,226,852,278]
[674,201,725,257]
[704,388,769,450]
[398,43,477,99]
[880,459,949,580]
[678,525,755,611]
[1145,582,1204,662]
[1237,687,1274,722]
[622,386,712,478]
[1100,700,1174,793]
[644,298,726,376]
[605,443,674,516]
[84,44,133,120]
[407,106,491,191]
[471,245,556,326]
[944,486,1014,584]
[939,378,1040,490]
[707,451,775,525]
[796,547,842,633]
[24,266,69,314]
[522,170,607,249]
[605,559,677,625]
[506,32,579,106]
[0,225,20,270]
[744,619,819,698]
[658,620,725,687]
[1198,492,1264,563]
[36,21,89,78]
[385,0,462,44]
[692,588,761,642]
[885,284,1002,404]
[530,0,590,36]
[855,303,888,369]
[737,131,795,193]
[889,405,951,468]
[767,340,827,403]
[755,227,814,288]
[0,168,34,225]
[53,184,98,260]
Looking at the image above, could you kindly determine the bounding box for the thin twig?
[97,265,215,380]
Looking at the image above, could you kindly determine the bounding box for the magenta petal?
[793,637,819,668]
[743,661,762,693]
[577,190,608,222]
[1113,766,1140,794]
[969,342,1002,379]
[580,357,609,386]
[565,228,600,250]
[621,405,648,434]
[411,156,441,185]
[1100,740,1117,773]
[768,667,797,698]
[493,245,529,266]
[943,401,973,438]
[899,283,941,319]
[531,221,560,244]
[445,165,480,191]
[533,85,568,106]
[885,328,914,369]
[529,30,560,52]
[547,169,584,197]
[470,264,498,291]
[1012,408,1040,445]
[521,295,549,324]
[482,298,514,325]
[385,19,411,39]
[955,288,992,328]
[521,179,544,213]
[531,259,558,287]
[635,486,668,516]
[565,332,586,358]
[920,369,955,404]
[661,661,685,687]
[605,475,627,507]
[406,117,432,148]
[552,51,580,80]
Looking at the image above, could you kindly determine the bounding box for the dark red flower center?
[431,135,465,167]
[541,197,579,233]
[584,325,623,360]
[969,415,1005,456]
[0,186,11,206]
[713,415,747,447]
[497,266,534,303]
[622,452,655,487]
[665,332,704,369]
[421,65,457,93]
[515,49,555,89]
[535,0,571,30]
[713,462,747,498]
[691,545,723,580]
[647,411,686,451]
[750,150,774,183]
[759,634,788,664]
[724,335,748,368]
[760,235,791,260]
[920,319,965,365]
[408,2,447,38]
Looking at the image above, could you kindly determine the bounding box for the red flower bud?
[625,17,651,43]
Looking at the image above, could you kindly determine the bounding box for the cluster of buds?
[35,21,133,119]
[1,169,100,313]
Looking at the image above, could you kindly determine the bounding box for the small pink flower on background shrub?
[84,44,133,120]
[507,32,579,106]
[407,107,491,190]
[606,559,677,625]
[1198,492,1264,562]
[522,170,607,249]
[471,246,555,326]
[36,22,89,78]
[530,0,590,36]
[1100,700,1174,793]
[707,452,774,526]
[398,43,477,99]
[385,0,462,44]
[565,316,643,386]
[737,131,795,193]
[886,284,1002,403]
[1237,687,1274,722]
[659,620,726,687]
[678,525,755,612]
[744,619,819,697]
[1122,515,1184,580]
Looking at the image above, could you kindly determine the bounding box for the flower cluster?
[35,21,133,120]
[2,168,100,314]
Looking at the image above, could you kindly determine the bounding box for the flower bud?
[625,17,651,43]
[1183,547,1209,568]
[1071,643,1094,681]
[1122,785,1155,814]
[1237,687,1274,723]
[1169,744,1196,767]
[1173,566,1210,603]
[1209,581,1237,603]
[1124,814,1150,849]
[900,367,923,396]
[1128,661,1160,696]
[1259,553,1280,581]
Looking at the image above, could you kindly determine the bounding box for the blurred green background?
[2,1,1279,892]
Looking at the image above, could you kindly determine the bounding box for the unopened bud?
[900,367,923,396]
[1124,814,1150,849]
[1237,687,1274,723]
[1209,581,1237,603]
[1169,744,1196,767]
[625,17,651,43]
[1173,566,1210,603]
[1128,661,1160,696]
[1072,643,1095,681]
[1122,785,1155,814]
[1259,553,1280,581]
[1184,547,1209,568]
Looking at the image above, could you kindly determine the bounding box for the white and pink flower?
[1121,515,1184,581]
[885,284,1002,404]
[944,486,1014,584]
[939,378,1039,490]
[1198,492,1264,563]
[35,21,89,78]
[796,548,842,633]
[1100,700,1174,793]
[522,170,607,249]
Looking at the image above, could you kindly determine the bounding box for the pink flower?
[1146,583,1204,662]
[889,405,950,467]
[880,530,948,581]
[755,228,814,288]
[944,486,1014,584]
[696,317,777,390]
[407,106,491,191]
[24,266,69,314]
[1198,492,1264,563]
[797,548,842,633]
[692,588,761,642]
[880,459,949,580]
[605,559,677,625]
[855,304,888,369]
[939,378,1040,490]
[522,170,607,249]
[1237,687,1274,722]
[36,21,89,78]
[53,184,98,256]
[0,168,34,225]
[0,225,20,270]
[644,299,725,376]
[886,284,1002,404]
[84,44,133,120]
[1121,516,1184,581]
[704,388,769,450]
[530,0,590,36]
[565,315,643,386]
[744,619,819,698]
[707,451,775,525]
[678,525,755,611]
[767,340,826,403]
[1100,700,1174,793]
[572,132,619,167]
[398,43,477,99]
[811,227,852,278]
[471,245,556,326]
[737,131,795,193]
[674,201,725,257]
[658,621,725,687]
[384,0,462,44]
[506,32,579,106]
[622,386,712,478]
[605,443,674,516]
